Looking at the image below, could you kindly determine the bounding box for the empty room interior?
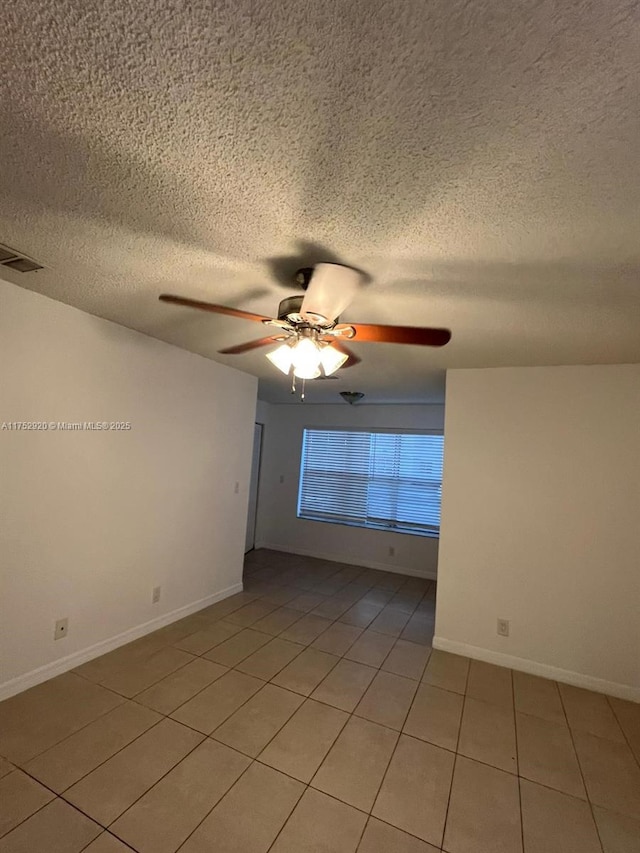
[0,1,639,852]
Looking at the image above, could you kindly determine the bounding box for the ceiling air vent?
[0,243,43,273]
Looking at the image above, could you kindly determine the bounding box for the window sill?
[297,514,440,540]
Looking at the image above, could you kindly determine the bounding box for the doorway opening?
[245,422,263,553]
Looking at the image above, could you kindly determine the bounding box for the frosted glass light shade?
[319,344,348,376]
[266,343,294,374]
[293,364,321,379]
[291,337,321,374]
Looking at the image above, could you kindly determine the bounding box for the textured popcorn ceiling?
[1,0,638,403]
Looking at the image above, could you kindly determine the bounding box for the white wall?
[435,365,640,700]
[255,403,444,577]
[0,281,257,698]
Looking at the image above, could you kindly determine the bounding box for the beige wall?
[0,281,257,697]
[435,365,640,700]
[256,403,444,577]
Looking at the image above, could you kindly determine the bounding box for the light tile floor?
[0,549,639,852]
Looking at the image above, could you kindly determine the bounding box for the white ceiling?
[1,0,638,403]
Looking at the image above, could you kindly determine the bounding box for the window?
[297,429,444,537]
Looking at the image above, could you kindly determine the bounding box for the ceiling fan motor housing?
[277,295,336,328]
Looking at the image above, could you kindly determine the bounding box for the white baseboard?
[0,582,244,702]
[255,542,437,581]
[432,635,640,703]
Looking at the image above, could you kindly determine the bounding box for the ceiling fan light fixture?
[319,343,348,376]
[266,342,294,374]
[266,337,347,380]
[340,391,365,405]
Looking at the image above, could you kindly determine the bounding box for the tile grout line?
[249,563,433,850]
[17,715,171,796]
[170,619,411,747]
[73,730,239,849]
[0,790,56,843]
[207,684,304,760]
[232,636,311,683]
[307,695,399,813]
[1,555,436,852]
[4,686,128,768]
[32,717,206,832]
[60,640,308,834]
[172,754,278,853]
[260,696,357,852]
[264,697,353,853]
[77,829,138,852]
[222,688,581,797]
[103,652,202,703]
[558,681,606,853]
[72,589,261,699]
[355,815,374,852]
[130,655,235,715]
[166,670,270,740]
[73,620,242,700]
[363,647,432,847]
[605,693,640,773]
[439,654,472,853]
[5,714,201,847]
[513,667,526,853]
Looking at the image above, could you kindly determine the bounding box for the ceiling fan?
[159,263,451,384]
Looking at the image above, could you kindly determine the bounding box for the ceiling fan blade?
[342,322,451,347]
[300,263,366,323]
[218,337,280,355]
[159,294,269,323]
[329,340,361,368]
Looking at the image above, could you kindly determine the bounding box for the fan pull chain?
[289,373,307,402]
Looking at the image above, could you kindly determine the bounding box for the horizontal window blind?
[297,429,444,536]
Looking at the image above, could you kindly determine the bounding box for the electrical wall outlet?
[279,474,284,484]
[54,617,68,640]
[497,618,510,637]
[234,481,239,494]
[388,546,395,557]
[152,586,161,604]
